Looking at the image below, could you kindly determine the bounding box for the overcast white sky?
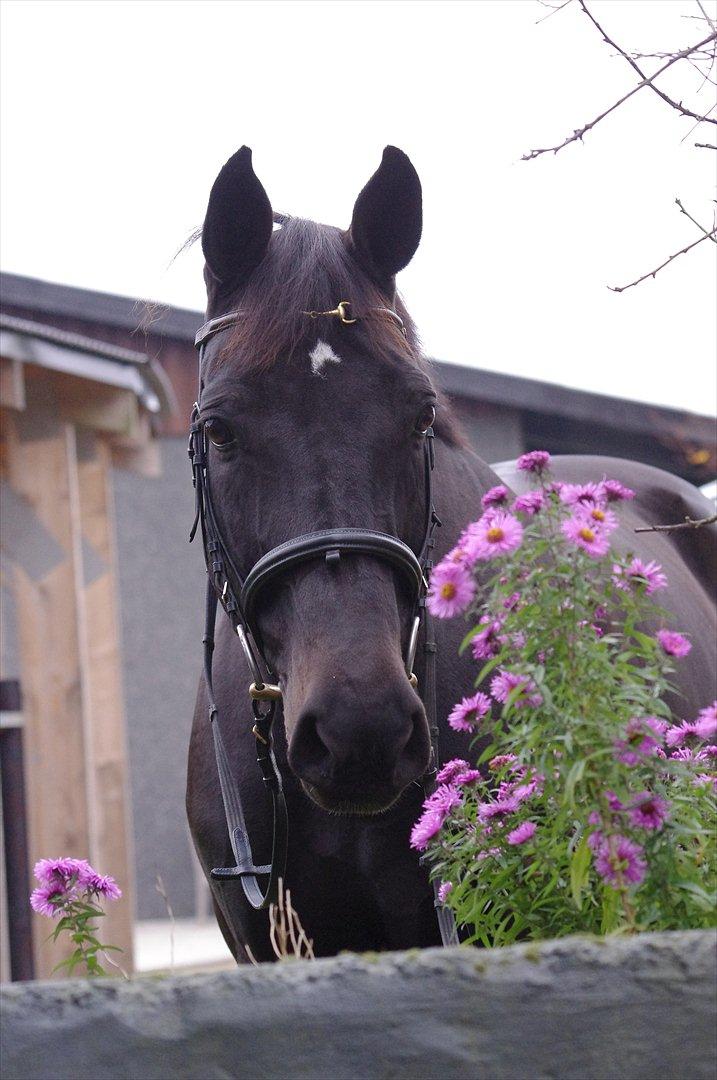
[1,0,715,415]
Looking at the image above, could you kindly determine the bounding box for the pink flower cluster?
[490,669,543,710]
[410,781,464,851]
[447,691,491,733]
[613,558,668,596]
[30,857,121,918]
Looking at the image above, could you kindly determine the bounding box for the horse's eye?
[205,418,235,448]
[415,404,436,435]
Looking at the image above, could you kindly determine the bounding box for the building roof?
[0,313,175,416]
[1,270,714,446]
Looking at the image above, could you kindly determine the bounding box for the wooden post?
[74,432,135,969]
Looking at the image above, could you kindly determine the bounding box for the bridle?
[188,301,457,945]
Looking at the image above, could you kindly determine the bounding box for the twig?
[100,948,130,981]
[535,0,572,25]
[576,1,717,126]
[268,880,315,961]
[696,0,717,33]
[634,513,717,533]
[675,197,717,241]
[608,228,716,292]
[155,874,175,975]
[244,943,260,966]
[695,141,717,148]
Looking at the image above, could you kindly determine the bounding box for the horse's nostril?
[289,713,333,783]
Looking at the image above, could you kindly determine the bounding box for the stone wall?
[2,931,715,1079]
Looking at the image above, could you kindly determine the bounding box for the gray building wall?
[112,437,207,919]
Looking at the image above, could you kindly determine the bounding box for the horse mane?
[214,216,466,446]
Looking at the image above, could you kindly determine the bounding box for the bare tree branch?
[634,513,717,534]
[675,197,717,240]
[608,229,716,293]
[696,0,717,34]
[577,1,717,126]
[523,23,717,160]
[535,0,573,24]
[695,140,717,148]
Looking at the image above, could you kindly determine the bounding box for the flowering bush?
[30,857,123,976]
[417,452,716,946]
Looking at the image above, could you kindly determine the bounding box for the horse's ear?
[349,146,422,282]
[202,146,273,290]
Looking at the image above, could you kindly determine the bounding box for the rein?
[189,302,457,946]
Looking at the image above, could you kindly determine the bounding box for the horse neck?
[432,440,504,554]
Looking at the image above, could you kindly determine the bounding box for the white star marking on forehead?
[309,339,342,377]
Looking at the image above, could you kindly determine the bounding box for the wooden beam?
[74,433,135,970]
[1,411,92,978]
[0,357,26,411]
[54,372,141,438]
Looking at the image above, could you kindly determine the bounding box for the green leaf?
[564,759,586,809]
[570,834,591,910]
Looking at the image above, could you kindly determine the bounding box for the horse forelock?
[204,216,465,446]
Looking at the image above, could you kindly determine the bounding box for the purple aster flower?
[628,793,670,831]
[33,857,93,888]
[613,558,668,596]
[561,516,610,558]
[665,714,716,748]
[478,795,520,820]
[614,717,665,765]
[560,482,605,506]
[502,591,521,611]
[464,511,523,561]
[447,691,491,733]
[490,669,542,710]
[605,790,624,812]
[511,774,544,803]
[86,873,122,900]
[424,784,463,817]
[409,810,444,851]
[594,834,647,887]
[507,821,537,846]
[513,489,544,515]
[656,629,692,658]
[600,478,635,502]
[488,753,517,772]
[30,882,68,919]
[516,450,551,474]
[587,830,604,852]
[437,881,453,904]
[470,616,506,660]
[481,485,510,509]
[669,746,697,762]
[576,501,619,535]
[427,559,476,619]
[436,758,471,785]
[693,774,717,791]
[696,702,717,739]
[455,768,482,785]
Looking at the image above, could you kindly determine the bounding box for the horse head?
[197,146,457,815]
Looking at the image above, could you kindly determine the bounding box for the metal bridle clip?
[405,615,421,679]
[249,682,282,701]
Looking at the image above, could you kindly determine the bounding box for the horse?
[186,145,716,962]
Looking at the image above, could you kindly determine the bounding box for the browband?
[194,304,407,351]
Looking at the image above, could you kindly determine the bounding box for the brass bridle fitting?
[302,300,358,325]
